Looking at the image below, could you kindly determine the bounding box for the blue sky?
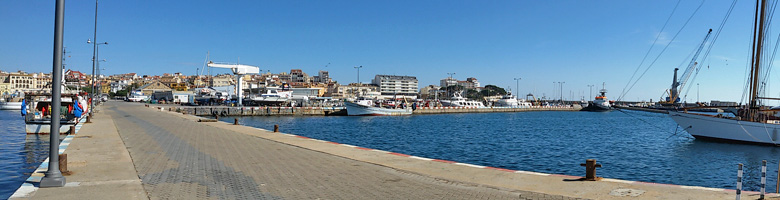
[0,0,774,103]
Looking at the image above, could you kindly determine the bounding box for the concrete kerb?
[155,106,754,199]
[10,117,87,199]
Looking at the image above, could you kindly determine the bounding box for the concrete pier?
[174,105,580,116]
[13,101,760,199]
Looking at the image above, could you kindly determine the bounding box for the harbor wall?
[177,105,581,116]
[413,105,581,114]
[180,106,347,116]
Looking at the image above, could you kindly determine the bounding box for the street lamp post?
[556,82,565,103]
[513,78,521,98]
[587,84,594,101]
[87,39,107,112]
[40,0,66,188]
[354,66,363,85]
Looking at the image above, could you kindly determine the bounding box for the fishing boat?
[440,91,485,107]
[581,83,612,112]
[669,0,780,145]
[23,93,86,134]
[345,97,412,116]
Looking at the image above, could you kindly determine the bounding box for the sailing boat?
[669,0,780,145]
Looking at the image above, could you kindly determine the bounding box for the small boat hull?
[669,111,780,145]
[345,102,412,116]
[0,102,22,110]
[25,120,77,134]
[581,103,612,112]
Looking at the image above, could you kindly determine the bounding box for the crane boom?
[207,61,260,74]
[669,29,712,103]
[206,61,260,107]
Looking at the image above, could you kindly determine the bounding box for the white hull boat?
[0,102,23,110]
[344,101,412,116]
[669,112,780,145]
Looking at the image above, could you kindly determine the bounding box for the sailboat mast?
[749,0,768,108]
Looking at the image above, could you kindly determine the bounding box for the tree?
[479,85,507,97]
[466,89,482,99]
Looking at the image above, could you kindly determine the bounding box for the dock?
[12,101,758,199]
[173,105,581,116]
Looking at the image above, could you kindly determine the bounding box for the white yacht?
[494,93,532,107]
[345,97,413,116]
[440,91,485,107]
[250,87,293,106]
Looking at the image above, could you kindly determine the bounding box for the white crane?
[207,61,260,106]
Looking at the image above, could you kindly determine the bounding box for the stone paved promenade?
[21,101,757,199]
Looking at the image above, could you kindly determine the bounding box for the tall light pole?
[513,78,521,98]
[40,0,66,188]
[447,72,456,97]
[354,66,363,85]
[556,82,565,103]
[89,0,100,114]
[587,84,594,101]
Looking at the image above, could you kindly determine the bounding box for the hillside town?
[0,68,510,107]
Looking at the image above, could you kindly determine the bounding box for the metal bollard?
[762,160,766,199]
[59,153,68,174]
[234,118,239,125]
[169,107,173,111]
[214,114,219,120]
[86,115,92,123]
[274,124,279,132]
[579,159,602,181]
[69,126,75,135]
[737,163,743,200]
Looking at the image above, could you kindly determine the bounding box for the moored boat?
[345,98,412,116]
[440,91,485,107]
[668,0,780,145]
[23,93,86,134]
[581,83,612,112]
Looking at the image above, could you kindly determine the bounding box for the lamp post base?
[39,174,66,187]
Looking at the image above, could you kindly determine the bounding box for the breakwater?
[176,105,581,116]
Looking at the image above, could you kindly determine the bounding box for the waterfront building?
[33,73,52,91]
[7,72,34,91]
[372,75,418,99]
[313,71,331,83]
[136,80,173,96]
[419,85,442,99]
[440,77,480,90]
[332,83,379,98]
[211,75,234,87]
[290,69,310,83]
[440,77,457,88]
[110,80,130,93]
[0,82,10,95]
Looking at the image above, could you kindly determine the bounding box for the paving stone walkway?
[107,102,583,199]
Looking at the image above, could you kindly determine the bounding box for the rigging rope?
[618,0,682,101]
[619,0,706,102]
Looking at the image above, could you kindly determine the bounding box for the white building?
[372,75,418,99]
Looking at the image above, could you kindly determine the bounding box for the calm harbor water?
[224,110,780,192]
[0,110,51,199]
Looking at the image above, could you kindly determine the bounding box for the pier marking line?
[454,163,486,169]
[409,156,434,161]
[11,117,86,199]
